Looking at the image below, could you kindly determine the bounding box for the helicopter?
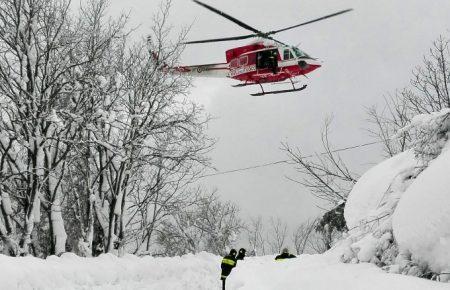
[169,0,352,96]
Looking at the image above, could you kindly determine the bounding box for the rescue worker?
[236,248,246,260]
[221,249,237,289]
[275,247,296,261]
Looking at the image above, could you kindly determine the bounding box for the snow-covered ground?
[1,251,448,290]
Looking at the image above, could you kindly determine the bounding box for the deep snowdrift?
[393,144,450,273]
[341,149,421,266]
[344,149,418,230]
[341,109,450,278]
[0,252,448,290]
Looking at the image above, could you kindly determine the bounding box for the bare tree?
[267,216,288,254]
[306,230,330,254]
[246,216,266,256]
[368,35,450,156]
[292,219,317,255]
[409,36,450,112]
[282,118,358,206]
[366,94,411,157]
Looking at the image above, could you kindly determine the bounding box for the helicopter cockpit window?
[292,47,309,58]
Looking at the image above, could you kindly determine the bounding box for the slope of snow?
[0,252,448,290]
[340,109,450,276]
[393,145,450,273]
[344,149,419,230]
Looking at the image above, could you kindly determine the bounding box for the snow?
[397,109,450,163]
[340,109,450,277]
[114,193,123,215]
[350,234,379,263]
[393,144,450,273]
[1,191,13,215]
[397,109,450,138]
[46,109,65,130]
[344,149,419,230]
[0,252,448,290]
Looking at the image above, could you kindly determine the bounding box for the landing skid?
[253,78,306,96]
[250,84,307,96]
[232,79,307,96]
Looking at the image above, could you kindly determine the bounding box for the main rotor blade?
[183,34,257,44]
[192,0,264,34]
[268,9,353,35]
[183,34,286,46]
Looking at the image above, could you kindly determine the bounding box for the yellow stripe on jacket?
[222,258,236,266]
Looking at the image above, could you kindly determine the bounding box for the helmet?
[239,248,246,254]
[282,247,289,254]
[230,249,237,256]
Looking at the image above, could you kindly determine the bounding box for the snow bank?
[393,145,450,273]
[229,254,448,290]
[339,109,450,279]
[0,252,220,290]
[344,149,419,230]
[0,252,447,290]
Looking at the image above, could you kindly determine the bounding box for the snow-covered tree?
[0,0,119,256]
[156,192,243,256]
[0,0,215,258]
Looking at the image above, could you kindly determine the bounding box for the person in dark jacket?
[236,248,246,260]
[275,247,296,261]
[221,249,237,289]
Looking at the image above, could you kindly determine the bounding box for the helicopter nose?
[298,58,321,72]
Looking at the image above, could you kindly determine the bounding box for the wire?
[199,160,290,178]
[199,140,384,179]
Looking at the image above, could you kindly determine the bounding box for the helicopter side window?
[283,49,294,60]
[239,56,248,66]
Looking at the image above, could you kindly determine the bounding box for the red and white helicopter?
[173,1,352,96]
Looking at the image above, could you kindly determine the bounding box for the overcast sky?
[102,0,450,232]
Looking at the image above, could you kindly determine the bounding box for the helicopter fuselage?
[175,42,321,84]
[226,42,321,83]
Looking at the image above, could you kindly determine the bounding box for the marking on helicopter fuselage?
[230,65,256,77]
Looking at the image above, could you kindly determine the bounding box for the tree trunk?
[48,174,67,255]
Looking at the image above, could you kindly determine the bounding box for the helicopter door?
[256,49,278,73]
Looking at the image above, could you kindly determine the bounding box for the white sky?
[101,0,450,233]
